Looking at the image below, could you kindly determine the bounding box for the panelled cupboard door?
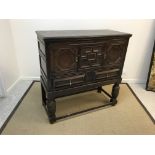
[79,42,107,69]
[48,43,78,73]
[104,38,127,67]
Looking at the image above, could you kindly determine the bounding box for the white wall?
[10,19,155,83]
[0,20,19,90]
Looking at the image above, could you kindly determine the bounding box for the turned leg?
[41,83,46,106]
[46,99,56,123]
[110,82,120,106]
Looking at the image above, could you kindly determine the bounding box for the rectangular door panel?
[79,42,107,70]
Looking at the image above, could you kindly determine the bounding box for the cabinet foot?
[49,115,56,123]
[110,99,117,106]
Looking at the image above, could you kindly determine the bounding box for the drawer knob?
[70,80,72,86]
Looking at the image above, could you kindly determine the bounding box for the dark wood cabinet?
[36,30,132,123]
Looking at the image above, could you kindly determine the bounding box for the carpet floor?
[1,82,155,135]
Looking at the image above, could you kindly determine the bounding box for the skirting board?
[21,76,146,84]
[0,73,6,97]
[0,80,6,97]
[6,77,32,93]
[21,76,40,81]
[7,77,21,92]
[122,78,145,84]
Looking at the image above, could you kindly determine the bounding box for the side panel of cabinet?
[38,39,52,91]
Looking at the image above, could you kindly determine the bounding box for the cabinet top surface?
[36,29,132,40]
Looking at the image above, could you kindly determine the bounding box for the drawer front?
[54,69,120,89]
[54,74,84,89]
[96,69,120,81]
[83,69,120,84]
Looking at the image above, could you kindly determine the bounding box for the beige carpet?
[1,82,155,135]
